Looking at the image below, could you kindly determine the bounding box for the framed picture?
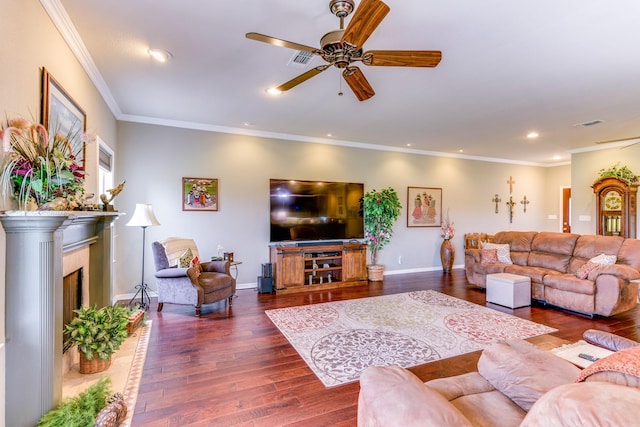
[407,187,442,227]
[182,177,218,211]
[41,67,87,168]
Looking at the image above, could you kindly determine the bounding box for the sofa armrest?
[201,260,231,275]
[155,267,189,278]
[465,248,481,263]
[588,263,640,281]
[583,329,639,352]
[358,366,473,427]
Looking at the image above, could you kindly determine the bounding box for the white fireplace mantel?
[0,210,120,427]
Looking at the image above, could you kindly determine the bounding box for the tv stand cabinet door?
[273,248,305,289]
[343,244,367,282]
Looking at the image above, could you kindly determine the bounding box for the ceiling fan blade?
[276,65,330,92]
[363,50,442,67]
[595,136,640,144]
[246,32,321,54]
[341,0,390,49]
[343,67,375,101]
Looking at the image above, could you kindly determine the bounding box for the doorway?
[562,187,571,233]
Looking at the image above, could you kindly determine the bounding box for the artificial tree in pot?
[64,304,130,374]
[361,187,402,281]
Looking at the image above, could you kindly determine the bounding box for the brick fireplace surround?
[0,211,119,427]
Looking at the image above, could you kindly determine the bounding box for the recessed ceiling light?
[243,122,254,127]
[148,48,172,63]
[458,149,464,153]
[527,132,539,139]
[406,143,412,147]
[266,87,282,95]
[327,133,333,137]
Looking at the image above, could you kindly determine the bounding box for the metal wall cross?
[520,195,530,213]
[492,194,501,213]
[507,176,516,194]
[507,196,516,223]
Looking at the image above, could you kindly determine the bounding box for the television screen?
[270,179,364,242]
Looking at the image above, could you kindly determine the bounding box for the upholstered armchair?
[151,237,236,316]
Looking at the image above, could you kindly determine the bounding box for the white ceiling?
[49,0,640,165]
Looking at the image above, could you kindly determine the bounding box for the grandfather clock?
[592,177,637,238]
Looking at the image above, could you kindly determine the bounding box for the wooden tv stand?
[269,242,368,294]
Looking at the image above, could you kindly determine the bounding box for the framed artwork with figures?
[182,177,218,211]
[407,187,442,227]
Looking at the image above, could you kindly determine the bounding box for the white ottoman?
[486,273,531,308]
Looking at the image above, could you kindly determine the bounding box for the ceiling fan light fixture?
[266,87,283,95]
[148,48,172,63]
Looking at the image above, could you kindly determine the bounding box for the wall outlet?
[579,215,591,221]
[398,255,402,265]
[547,214,557,220]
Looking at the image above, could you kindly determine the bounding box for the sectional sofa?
[465,231,640,316]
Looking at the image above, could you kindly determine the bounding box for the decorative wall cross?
[520,195,530,213]
[492,194,501,213]
[507,196,516,223]
[507,176,516,194]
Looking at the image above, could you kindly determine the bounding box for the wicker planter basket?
[367,264,384,282]
[79,352,111,374]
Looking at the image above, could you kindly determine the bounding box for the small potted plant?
[65,304,130,374]
[360,187,402,281]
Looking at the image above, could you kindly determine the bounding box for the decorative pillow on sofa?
[481,242,512,264]
[590,253,617,265]
[179,248,194,268]
[575,261,599,279]
[480,248,498,264]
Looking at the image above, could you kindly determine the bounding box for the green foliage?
[64,304,129,361]
[360,187,402,265]
[596,162,640,186]
[37,377,111,427]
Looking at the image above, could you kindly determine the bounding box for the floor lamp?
[127,203,161,310]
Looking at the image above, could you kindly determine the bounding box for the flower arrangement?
[361,187,402,265]
[595,162,639,186]
[441,209,454,239]
[0,115,91,210]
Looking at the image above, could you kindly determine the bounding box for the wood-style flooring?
[132,270,640,426]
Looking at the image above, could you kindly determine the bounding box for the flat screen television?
[270,179,364,242]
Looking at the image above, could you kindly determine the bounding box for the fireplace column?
[1,215,67,427]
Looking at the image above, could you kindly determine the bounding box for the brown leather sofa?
[358,330,640,427]
[465,231,640,316]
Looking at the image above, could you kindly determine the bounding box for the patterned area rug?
[266,291,556,387]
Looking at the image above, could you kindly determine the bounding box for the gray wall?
[113,121,569,294]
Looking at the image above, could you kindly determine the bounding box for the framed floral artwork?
[182,177,218,211]
[41,67,87,169]
[407,187,442,227]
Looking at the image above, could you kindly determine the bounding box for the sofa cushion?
[590,253,617,265]
[543,274,595,295]
[617,238,640,271]
[572,234,624,261]
[482,243,512,264]
[491,231,537,252]
[503,265,559,284]
[480,248,498,264]
[477,340,580,411]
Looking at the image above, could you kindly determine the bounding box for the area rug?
[266,291,556,387]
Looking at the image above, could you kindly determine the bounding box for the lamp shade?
[126,203,161,227]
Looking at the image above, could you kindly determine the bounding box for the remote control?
[578,353,599,362]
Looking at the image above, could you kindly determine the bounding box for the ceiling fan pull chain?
[338,70,344,96]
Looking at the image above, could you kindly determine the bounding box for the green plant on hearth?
[37,377,112,427]
[595,162,640,186]
[64,304,130,361]
[360,187,402,265]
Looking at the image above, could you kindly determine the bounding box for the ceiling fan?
[246,0,442,101]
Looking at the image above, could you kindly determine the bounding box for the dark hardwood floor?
[132,270,640,426]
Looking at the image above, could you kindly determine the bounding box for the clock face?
[605,191,622,210]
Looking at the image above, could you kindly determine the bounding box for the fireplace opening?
[63,268,83,352]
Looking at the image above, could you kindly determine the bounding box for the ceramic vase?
[440,238,455,273]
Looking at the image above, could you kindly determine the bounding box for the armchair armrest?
[583,329,639,352]
[201,260,231,275]
[155,267,189,278]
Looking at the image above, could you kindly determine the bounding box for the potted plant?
[65,304,130,374]
[360,187,402,281]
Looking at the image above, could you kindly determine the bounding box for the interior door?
[562,188,571,233]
